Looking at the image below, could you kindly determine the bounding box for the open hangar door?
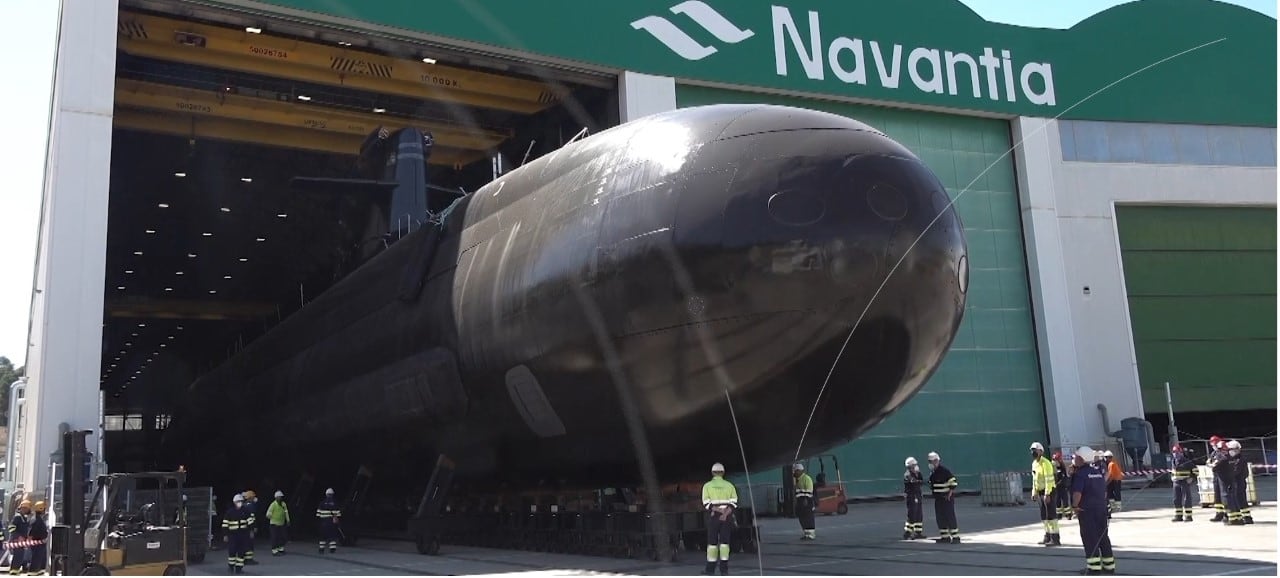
[101,0,619,472]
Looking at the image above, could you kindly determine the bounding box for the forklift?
[809,454,849,516]
[50,431,189,575]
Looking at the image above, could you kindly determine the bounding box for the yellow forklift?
[51,431,189,575]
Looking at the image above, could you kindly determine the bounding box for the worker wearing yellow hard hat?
[30,501,49,575]
[241,491,260,565]
[8,500,33,575]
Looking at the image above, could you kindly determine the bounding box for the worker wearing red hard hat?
[1051,451,1073,520]
[1169,444,1197,522]
[1207,436,1227,521]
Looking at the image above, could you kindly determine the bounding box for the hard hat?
[274,490,284,498]
[792,462,805,472]
[325,488,335,495]
[233,493,244,503]
[1172,444,1182,452]
[905,457,918,467]
[244,490,256,499]
[927,452,940,462]
[1209,435,1222,444]
[33,501,46,513]
[1102,450,1113,457]
[1052,451,1062,460]
[1030,442,1044,452]
[711,462,725,473]
[1074,446,1095,461]
[18,500,31,509]
[1226,440,1242,450]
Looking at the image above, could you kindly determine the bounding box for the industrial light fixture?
[125,270,134,274]
[164,287,173,292]
[338,40,352,46]
[224,275,232,279]
[241,177,254,183]
[296,95,311,102]
[175,271,184,276]
[202,232,213,237]
[138,323,146,327]
[168,335,175,340]
[256,237,266,242]
[373,107,386,114]
[174,172,187,178]
[130,333,137,337]
[160,343,167,348]
[145,229,156,234]
[239,258,248,262]
[133,251,144,255]
[177,325,184,330]
[245,26,262,34]
[187,253,197,258]
[209,290,218,294]
[276,213,287,218]
[125,342,132,346]
[158,203,170,208]
[117,286,126,290]
[220,207,231,213]
[422,57,437,64]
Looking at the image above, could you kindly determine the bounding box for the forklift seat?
[815,472,827,487]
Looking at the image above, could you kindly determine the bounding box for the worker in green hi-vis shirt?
[701,463,738,576]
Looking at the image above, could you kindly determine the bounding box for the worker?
[221,493,251,574]
[1029,442,1060,546]
[700,462,737,576]
[902,457,925,540]
[316,488,342,554]
[927,452,959,544]
[1169,444,1196,522]
[267,490,291,556]
[792,463,816,540]
[28,501,47,576]
[1052,451,1073,520]
[241,490,259,565]
[1102,451,1123,517]
[1207,436,1226,521]
[1070,446,1115,575]
[1225,440,1251,525]
[1212,440,1239,525]
[7,499,31,575]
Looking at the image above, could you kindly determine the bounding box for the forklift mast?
[51,430,91,575]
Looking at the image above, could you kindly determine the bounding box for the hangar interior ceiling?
[102,0,618,469]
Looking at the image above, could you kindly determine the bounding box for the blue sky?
[0,0,1275,365]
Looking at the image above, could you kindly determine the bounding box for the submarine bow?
[162,104,968,489]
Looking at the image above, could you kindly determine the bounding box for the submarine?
[162,103,969,497]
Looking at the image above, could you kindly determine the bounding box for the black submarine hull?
[163,104,968,492]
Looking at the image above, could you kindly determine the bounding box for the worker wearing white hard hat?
[925,452,960,543]
[1029,442,1060,547]
[701,462,738,575]
[1220,440,1251,525]
[1101,451,1122,517]
[792,462,816,540]
[223,493,251,573]
[316,488,342,554]
[267,490,292,556]
[902,457,925,540]
[1067,446,1115,574]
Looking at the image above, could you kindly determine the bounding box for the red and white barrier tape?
[1011,464,1278,478]
[3,538,46,550]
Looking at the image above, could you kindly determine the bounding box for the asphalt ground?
[191,478,1277,576]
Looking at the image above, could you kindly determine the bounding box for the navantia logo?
[631,0,754,61]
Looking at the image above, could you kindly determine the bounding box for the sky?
[0,0,1275,367]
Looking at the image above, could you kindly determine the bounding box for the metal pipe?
[6,378,26,482]
[1165,382,1179,451]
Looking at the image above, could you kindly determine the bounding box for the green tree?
[0,357,24,421]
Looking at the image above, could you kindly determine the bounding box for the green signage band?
[232,0,1276,126]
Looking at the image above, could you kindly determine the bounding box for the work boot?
[903,530,911,540]
[701,561,716,575]
[912,531,926,540]
[1041,533,1052,545]
[1172,515,1183,522]
[934,536,950,544]
[1244,516,1254,524]
[1051,534,1062,546]
[1211,512,1224,522]
[718,560,729,576]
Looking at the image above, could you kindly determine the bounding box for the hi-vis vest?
[794,473,814,499]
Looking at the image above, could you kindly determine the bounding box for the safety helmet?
[233,493,244,503]
[1226,440,1242,450]
[927,452,940,462]
[1209,435,1222,444]
[1102,450,1113,458]
[244,490,256,500]
[792,462,805,472]
[905,457,918,467]
[1172,444,1182,453]
[1074,446,1095,461]
[274,490,284,499]
[1030,442,1044,452]
[711,462,726,474]
[34,501,46,513]
[325,488,335,495]
[18,500,31,510]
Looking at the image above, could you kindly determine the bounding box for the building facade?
[19,0,1276,495]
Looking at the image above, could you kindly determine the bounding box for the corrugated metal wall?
[675,85,1047,496]
[1116,205,1277,412]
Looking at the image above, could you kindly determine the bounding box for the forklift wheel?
[79,565,110,576]
[187,551,205,564]
[415,534,440,556]
[163,564,186,575]
[837,502,849,515]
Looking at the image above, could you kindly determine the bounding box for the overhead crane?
[117,11,567,115]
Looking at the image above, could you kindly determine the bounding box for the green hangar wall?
[1116,205,1277,414]
[677,85,1048,495]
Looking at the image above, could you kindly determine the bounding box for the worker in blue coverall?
[316,488,342,554]
[222,494,251,574]
[1070,447,1115,575]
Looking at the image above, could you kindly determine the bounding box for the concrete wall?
[1013,117,1277,451]
[18,0,119,492]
